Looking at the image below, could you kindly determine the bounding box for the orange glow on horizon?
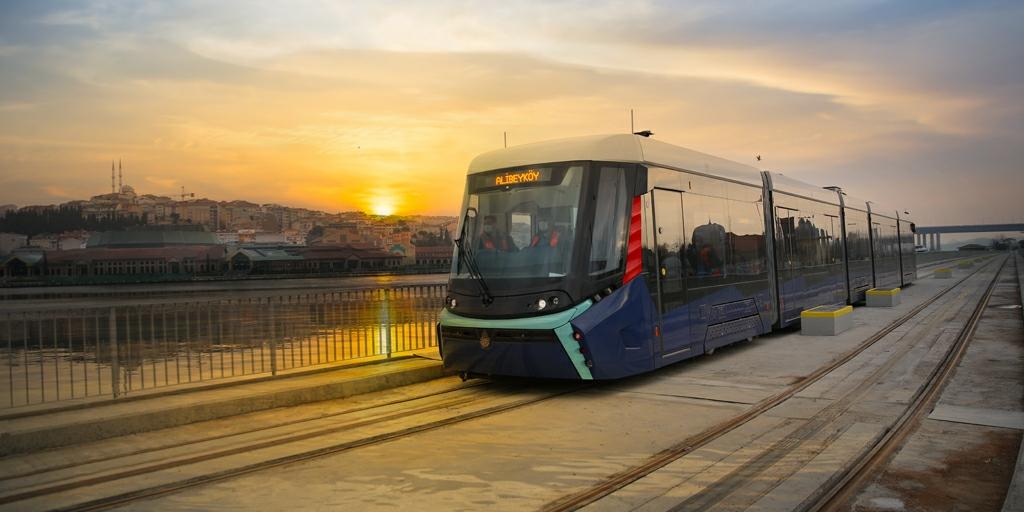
[0,3,1020,225]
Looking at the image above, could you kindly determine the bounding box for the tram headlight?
[448,297,457,309]
[536,298,547,311]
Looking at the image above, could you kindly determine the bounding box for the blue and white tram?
[438,134,917,380]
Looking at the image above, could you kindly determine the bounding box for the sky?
[0,1,1022,225]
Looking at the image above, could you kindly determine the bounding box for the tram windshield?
[455,164,584,279]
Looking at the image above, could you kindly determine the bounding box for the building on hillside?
[173,199,221,229]
[250,232,287,245]
[282,228,305,245]
[137,194,174,223]
[0,233,27,255]
[308,224,381,247]
[27,234,59,250]
[221,200,262,229]
[215,231,241,245]
[58,231,90,251]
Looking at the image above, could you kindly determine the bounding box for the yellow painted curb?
[801,305,853,318]
[867,288,901,296]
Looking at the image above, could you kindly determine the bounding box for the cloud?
[144,176,177,190]
[42,185,73,199]
[0,1,1020,223]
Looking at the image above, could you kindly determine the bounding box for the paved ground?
[0,255,1015,511]
[841,256,1024,512]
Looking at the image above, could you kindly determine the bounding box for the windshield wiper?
[454,214,494,306]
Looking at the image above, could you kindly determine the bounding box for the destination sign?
[495,169,544,186]
[473,168,553,191]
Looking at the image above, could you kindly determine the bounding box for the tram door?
[652,189,690,357]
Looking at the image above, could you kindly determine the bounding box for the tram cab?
[439,134,772,380]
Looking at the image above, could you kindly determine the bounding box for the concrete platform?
[0,354,445,456]
[935,267,954,278]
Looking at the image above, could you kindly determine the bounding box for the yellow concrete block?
[801,305,853,318]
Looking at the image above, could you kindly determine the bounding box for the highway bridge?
[916,223,1024,251]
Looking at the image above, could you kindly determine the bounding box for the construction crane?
[179,186,195,201]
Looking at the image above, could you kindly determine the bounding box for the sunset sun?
[370,197,397,216]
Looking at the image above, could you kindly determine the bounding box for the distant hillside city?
[0,165,457,284]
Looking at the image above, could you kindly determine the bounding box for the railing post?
[383,289,392,358]
[269,299,277,376]
[109,307,120,398]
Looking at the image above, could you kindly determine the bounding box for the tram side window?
[684,193,728,280]
[793,203,820,268]
[846,210,870,262]
[589,167,629,276]
[822,213,841,264]
[726,198,766,277]
[775,206,798,270]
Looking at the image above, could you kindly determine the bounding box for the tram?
[438,134,917,380]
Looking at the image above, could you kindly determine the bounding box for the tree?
[0,205,144,236]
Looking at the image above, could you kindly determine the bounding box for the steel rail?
[542,256,1001,512]
[1,382,585,511]
[805,255,1010,512]
[0,379,490,484]
[51,385,583,512]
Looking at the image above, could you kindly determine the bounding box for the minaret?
[118,159,123,191]
[111,161,115,193]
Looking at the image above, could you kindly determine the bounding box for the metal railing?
[0,284,447,409]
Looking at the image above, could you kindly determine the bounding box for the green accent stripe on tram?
[439,300,594,380]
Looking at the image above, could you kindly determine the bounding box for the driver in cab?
[478,215,517,252]
[530,214,561,248]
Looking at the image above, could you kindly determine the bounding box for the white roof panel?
[467,134,764,186]
[767,172,842,206]
[840,192,870,212]
[869,203,900,220]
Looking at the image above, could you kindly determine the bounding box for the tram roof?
[766,172,843,206]
[468,134,764,186]
[869,202,901,221]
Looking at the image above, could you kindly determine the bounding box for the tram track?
[805,254,1011,512]
[542,255,1004,512]
[0,378,489,481]
[0,380,585,511]
[0,379,489,484]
